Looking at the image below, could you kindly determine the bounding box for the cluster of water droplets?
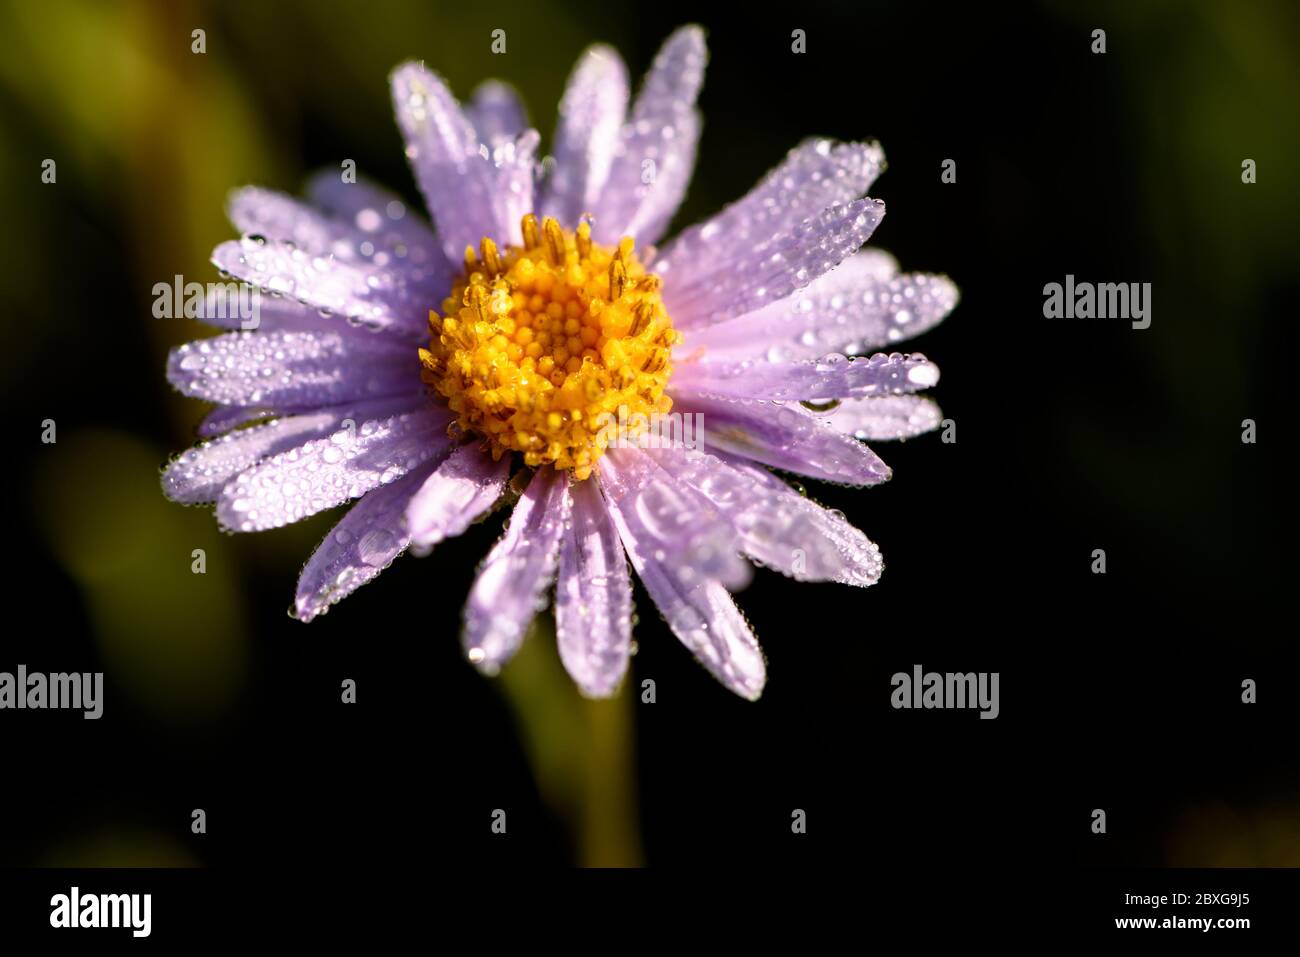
[663,198,887,329]
[393,63,536,262]
[218,229,437,338]
[169,328,414,407]
[589,26,706,246]
[406,446,510,555]
[595,450,765,698]
[814,394,944,442]
[162,409,339,505]
[554,480,635,697]
[218,408,446,532]
[291,464,424,622]
[670,392,891,487]
[655,138,885,285]
[675,349,939,403]
[648,447,882,586]
[462,470,568,672]
[729,271,959,364]
[232,186,438,274]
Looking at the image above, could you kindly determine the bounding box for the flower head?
[163,26,958,700]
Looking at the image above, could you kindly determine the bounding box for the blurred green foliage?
[32,430,249,721]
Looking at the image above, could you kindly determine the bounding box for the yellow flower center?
[420,214,678,480]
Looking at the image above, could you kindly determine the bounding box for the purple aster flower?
[162,26,958,700]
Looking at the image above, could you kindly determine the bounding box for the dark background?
[1,0,1296,870]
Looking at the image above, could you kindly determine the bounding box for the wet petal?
[304,170,450,275]
[662,198,886,328]
[541,44,630,228]
[588,25,706,246]
[196,404,279,438]
[849,248,899,281]
[225,185,454,325]
[228,188,350,257]
[462,467,568,670]
[686,255,957,361]
[187,286,389,339]
[227,185,451,297]
[483,128,541,245]
[167,329,418,408]
[818,394,943,441]
[598,449,765,700]
[671,390,891,486]
[596,447,749,588]
[644,447,882,586]
[655,139,884,290]
[671,351,941,402]
[390,62,535,259]
[211,236,433,339]
[405,443,510,552]
[294,457,439,622]
[465,80,529,146]
[555,478,634,698]
[216,402,452,531]
[162,395,425,504]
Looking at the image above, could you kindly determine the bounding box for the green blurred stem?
[500,619,642,867]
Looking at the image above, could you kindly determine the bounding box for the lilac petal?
[555,478,634,698]
[541,44,630,228]
[197,404,279,437]
[405,443,510,552]
[596,447,750,588]
[588,25,706,246]
[818,395,943,441]
[484,128,542,245]
[662,198,886,329]
[465,80,529,145]
[390,62,535,259]
[304,170,451,273]
[231,184,454,278]
[598,449,765,700]
[671,351,941,402]
[685,255,958,361]
[228,188,349,257]
[228,186,455,316]
[856,248,900,280]
[167,329,418,408]
[188,287,362,337]
[216,402,453,532]
[644,447,882,586]
[670,389,891,486]
[211,237,432,339]
[462,468,568,671]
[654,139,885,290]
[294,457,439,622]
[163,395,424,504]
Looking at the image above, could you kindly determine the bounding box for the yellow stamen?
[521,213,541,250]
[542,216,567,266]
[576,219,593,260]
[421,214,679,481]
[609,258,627,300]
[480,237,502,275]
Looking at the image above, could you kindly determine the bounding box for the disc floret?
[420,215,678,480]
